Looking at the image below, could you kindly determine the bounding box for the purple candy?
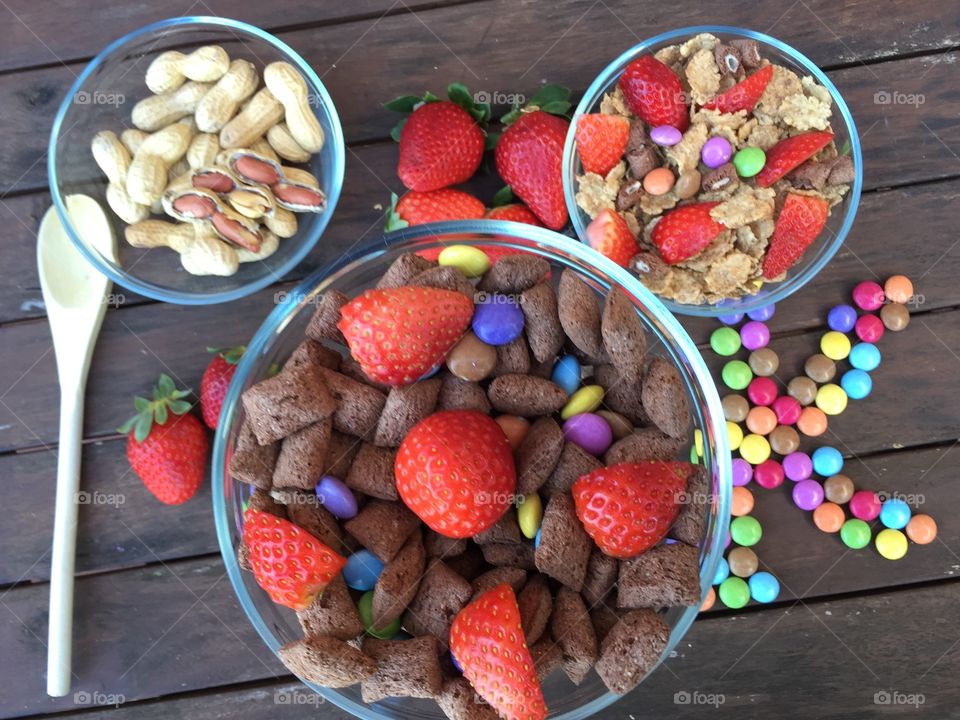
[563,413,613,456]
[724,531,732,550]
[316,475,358,519]
[740,320,770,351]
[747,304,776,322]
[827,304,857,333]
[792,479,825,511]
[718,312,744,326]
[732,458,753,487]
[472,295,524,346]
[650,124,682,146]
[783,452,813,482]
[701,136,732,168]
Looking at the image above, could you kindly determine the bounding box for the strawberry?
[450,583,546,720]
[762,192,829,279]
[387,189,486,229]
[618,55,689,131]
[586,208,640,267]
[575,113,630,176]
[572,461,692,558]
[651,202,725,264]
[386,83,490,192]
[200,345,245,429]
[755,130,834,188]
[242,507,346,610]
[338,286,474,386]
[395,410,516,538]
[702,64,773,113]
[119,374,208,505]
[495,86,572,230]
[485,203,544,226]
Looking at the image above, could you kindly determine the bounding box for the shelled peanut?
[90,44,327,277]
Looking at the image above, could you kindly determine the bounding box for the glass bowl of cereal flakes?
[562,26,862,317]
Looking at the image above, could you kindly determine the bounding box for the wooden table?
[2,2,958,718]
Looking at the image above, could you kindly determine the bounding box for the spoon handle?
[47,384,85,697]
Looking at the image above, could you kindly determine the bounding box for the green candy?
[840,518,872,549]
[710,327,742,356]
[733,146,766,178]
[718,576,751,609]
[690,445,699,464]
[722,360,753,390]
[730,515,762,547]
[358,591,401,639]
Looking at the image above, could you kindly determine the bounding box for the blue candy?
[713,557,730,586]
[747,303,776,322]
[748,571,780,603]
[718,312,744,326]
[879,498,911,530]
[551,355,581,396]
[841,368,873,400]
[812,446,844,477]
[849,342,881,372]
[534,528,541,549]
[316,475,358,519]
[472,294,524,346]
[827,304,858,333]
[343,550,384,591]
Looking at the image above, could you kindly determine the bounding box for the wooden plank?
[1,11,957,193]
[4,565,956,719]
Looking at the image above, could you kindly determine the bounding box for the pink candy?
[849,490,881,521]
[855,314,884,342]
[747,377,778,406]
[772,396,802,425]
[853,281,885,311]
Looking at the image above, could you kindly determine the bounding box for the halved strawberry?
[762,192,829,279]
[388,189,485,229]
[618,55,689,131]
[485,203,544,226]
[702,64,773,113]
[651,202,724,264]
[450,583,546,720]
[243,508,346,610]
[586,208,639,267]
[395,410,516,538]
[572,461,693,558]
[575,113,630,176]
[338,286,474,386]
[755,131,834,188]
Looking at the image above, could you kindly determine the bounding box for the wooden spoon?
[37,195,115,697]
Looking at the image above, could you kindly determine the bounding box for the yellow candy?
[815,383,848,416]
[694,429,704,458]
[517,492,543,539]
[739,434,771,465]
[726,421,744,451]
[560,385,604,420]
[875,528,908,560]
[437,244,490,278]
[820,331,852,361]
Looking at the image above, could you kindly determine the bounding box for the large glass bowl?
[562,25,863,317]
[212,221,731,719]
[48,17,345,304]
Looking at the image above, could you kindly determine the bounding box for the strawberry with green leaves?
[386,189,486,230]
[494,85,572,230]
[762,192,829,279]
[586,208,639,267]
[574,113,630,176]
[386,83,491,192]
[200,345,245,429]
[338,285,474,386]
[572,461,693,558]
[651,202,725,264]
[119,374,208,505]
[243,507,346,611]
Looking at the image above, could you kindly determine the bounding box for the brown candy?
[880,302,910,331]
[674,169,701,200]
[748,348,779,377]
[727,547,759,578]
[446,331,497,382]
[722,394,750,422]
[824,474,855,504]
[596,410,633,440]
[768,424,800,455]
[788,376,818,406]
[805,353,836,383]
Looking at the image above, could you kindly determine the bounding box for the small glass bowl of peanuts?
[48,16,345,304]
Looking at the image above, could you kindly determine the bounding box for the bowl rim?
[46,15,346,305]
[212,219,731,720]
[561,24,864,317]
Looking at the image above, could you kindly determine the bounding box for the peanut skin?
[132,81,212,132]
[219,88,284,150]
[145,46,230,94]
[91,131,131,184]
[264,62,324,153]
[195,59,258,133]
[266,122,311,163]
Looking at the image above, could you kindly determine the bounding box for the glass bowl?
[48,17,345,305]
[562,25,863,317]
[212,221,731,719]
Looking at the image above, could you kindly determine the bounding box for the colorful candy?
[771,396,802,425]
[597,410,632,440]
[733,146,765,178]
[731,458,753,487]
[316,475,358,519]
[730,515,762,546]
[727,421,744,451]
[875,528,908,560]
[713,556,730,585]
[643,167,675,195]
[792,479,824,510]
[650,124,682,146]
[827,304,857,333]
[740,321,770,351]
[805,353,836,383]
[820,331,851,361]
[823,474,855,504]
[815,383,848,416]
[739,434,771,465]
[551,355,581,396]
[447,332,498,382]
[722,394,750,422]
[731,486,754,516]
[747,377,778,406]
[563,413,613,456]
[783,452,813,482]
[880,302,910,331]
[718,576,750,608]
[813,502,845,533]
[710,327,742,356]
[358,591,402,638]
[718,311,744,326]
[747,304,776,322]
[343,549,384,591]
[517,492,543,539]
[728,546,759,577]
[884,275,913,304]
[721,360,753,390]
[797,406,828,436]
[840,368,872,400]
[745,406,777,436]
[748,571,780,603]
[905,514,937,544]
[768,425,800,455]
[753,459,785,489]
[840,518,871,549]
[879,498,911,530]
[849,490,881,521]
[438,245,489,277]
[854,314,884,343]
[701,136,733,168]
[849,342,881,371]
[812,446,844,477]
[700,586,716,611]
[560,385,604,419]
[788,376,818,406]
[472,295,524,345]
[748,348,780,377]
[852,280,885,310]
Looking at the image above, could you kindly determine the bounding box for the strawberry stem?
[118,373,194,443]
[207,345,246,365]
[384,192,409,232]
[500,84,572,125]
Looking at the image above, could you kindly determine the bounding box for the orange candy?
[643,167,675,196]
[906,514,937,544]
[813,502,846,533]
[745,406,777,435]
[797,406,828,437]
[884,274,914,304]
[731,486,754,516]
[495,415,530,450]
[700,586,716,612]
